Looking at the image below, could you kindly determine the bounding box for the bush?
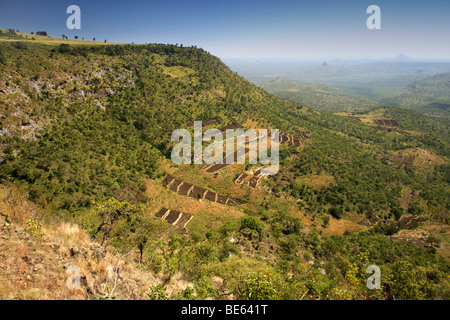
[239,270,279,300]
[58,43,70,53]
[389,261,429,300]
[373,223,398,236]
[322,215,330,227]
[219,219,238,237]
[329,206,343,219]
[407,202,423,216]
[391,206,404,220]
[426,234,441,247]
[148,284,168,300]
[24,217,44,238]
[93,198,167,259]
[12,41,27,50]
[240,216,263,232]
[0,50,5,65]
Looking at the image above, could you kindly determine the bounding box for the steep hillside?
[0,184,192,300]
[0,32,449,300]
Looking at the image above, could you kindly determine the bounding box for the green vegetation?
[239,271,279,300]
[0,33,448,300]
[260,78,377,112]
[260,74,450,117]
[24,217,44,238]
[383,73,450,116]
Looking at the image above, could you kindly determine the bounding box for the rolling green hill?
[259,74,450,117]
[260,78,377,112]
[0,31,449,300]
[382,73,450,117]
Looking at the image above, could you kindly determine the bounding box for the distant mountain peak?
[393,54,411,61]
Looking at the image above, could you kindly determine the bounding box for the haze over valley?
[0,0,449,303]
[225,56,450,116]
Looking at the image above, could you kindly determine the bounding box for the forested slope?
[0,34,448,300]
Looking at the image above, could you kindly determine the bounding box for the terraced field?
[155,124,310,228]
[372,119,399,127]
[161,175,246,206]
[155,207,194,228]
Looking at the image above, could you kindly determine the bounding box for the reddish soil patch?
[399,216,428,229]
[220,123,241,133]
[175,213,194,228]
[165,210,181,224]
[372,119,399,127]
[162,175,174,187]
[155,208,169,218]
[247,176,260,188]
[390,229,430,248]
[178,182,193,196]
[216,194,229,205]
[277,130,304,147]
[204,190,217,202]
[161,175,246,207]
[188,185,205,199]
[295,130,310,139]
[396,130,411,136]
[154,207,194,228]
[371,125,389,132]
[169,179,183,192]
[234,173,249,184]
[187,116,223,127]
[206,163,228,173]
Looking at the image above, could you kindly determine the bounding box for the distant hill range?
[258,68,450,117]
[260,78,377,112]
[227,54,450,110]
[383,72,450,117]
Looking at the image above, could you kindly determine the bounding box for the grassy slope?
[0,29,120,46]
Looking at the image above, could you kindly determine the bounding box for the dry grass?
[297,175,335,190]
[145,177,245,219]
[0,31,121,46]
[419,223,450,262]
[321,215,365,236]
[0,183,39,224]
[409,148,447,168]
[0,218,163,300]
[162,66,195,78]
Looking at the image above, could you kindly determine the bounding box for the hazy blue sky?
[1,0,449,59]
